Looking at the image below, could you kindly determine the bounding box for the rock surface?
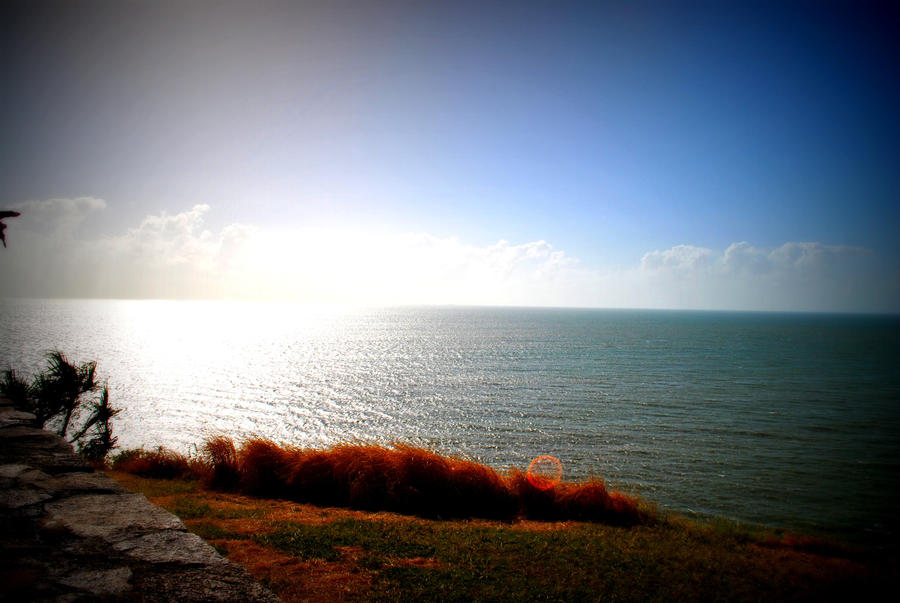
[0,395,282,602]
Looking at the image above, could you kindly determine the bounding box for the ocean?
[1,299,898,545]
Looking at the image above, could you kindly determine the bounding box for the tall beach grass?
[112,437,645,525]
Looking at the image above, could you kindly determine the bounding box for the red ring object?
[526,455,563,490]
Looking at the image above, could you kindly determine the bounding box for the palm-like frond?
[0,368,30,408]
[69,384,119,442]
[39,351,99,437]
[8,351,119,461]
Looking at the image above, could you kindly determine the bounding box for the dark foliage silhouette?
[1,350,120,461]
[0,209,21,248]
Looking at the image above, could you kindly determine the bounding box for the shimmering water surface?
[2,299,898,543]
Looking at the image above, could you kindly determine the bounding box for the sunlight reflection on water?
[2,299,898,545]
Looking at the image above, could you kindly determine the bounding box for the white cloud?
[640,244,716,272]
[1,200,897,312]
[643,240,871,279]
[0,202,578,304]
[722,241,770,274]
[104,204,222,268]
[634,241,889,312]
[767,241,870,273]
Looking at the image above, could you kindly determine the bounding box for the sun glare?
[527,455,563,490]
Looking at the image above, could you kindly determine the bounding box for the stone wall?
[0,395,281,602]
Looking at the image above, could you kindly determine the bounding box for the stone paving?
[0,395,282,602]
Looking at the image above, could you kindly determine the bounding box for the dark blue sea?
[2,300,898,545]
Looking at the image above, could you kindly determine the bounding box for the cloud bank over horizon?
[2,198,897,313]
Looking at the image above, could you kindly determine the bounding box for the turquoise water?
[1,299,898,545]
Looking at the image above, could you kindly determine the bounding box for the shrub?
[111,447,193,479]
[284,448,348,507]
[115,435,645,525]
[204,436,240,490]
[508,469,561,520]
[239,439,293,497]
[559,479,642,525]
[184,437,645,525]
[1,351,119,461]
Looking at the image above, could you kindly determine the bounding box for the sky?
[1,0,898,312]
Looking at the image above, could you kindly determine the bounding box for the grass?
[111,447,198,479]
[112,437,646,524]
[106,470,899,602]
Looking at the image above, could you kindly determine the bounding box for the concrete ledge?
[0,396,282,602]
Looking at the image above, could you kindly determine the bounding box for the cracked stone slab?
[0,427,92,473]
[12,468,54,483]
[0,463,34,479]
[44,493,185,541]
[2,415,283,602]
[135,565,283,603]
[30,471,127,495]
[57,566,133,596]
[113,530,230,566]
[0,451,92,474]
[0,486,54,509]
[0,426,69,447]
[0,407,37,427]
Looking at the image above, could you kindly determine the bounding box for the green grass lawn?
[108,471,898,602]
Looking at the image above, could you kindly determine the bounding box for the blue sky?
[1,1,898,311]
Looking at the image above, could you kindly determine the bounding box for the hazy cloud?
[634,241,890,312]
[640,244,716,272]
[721,241,770,274]
[1,200,896,312]
[10,196,106,237]
[104,204,227,268]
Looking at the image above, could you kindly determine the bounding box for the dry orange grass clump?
[111,447,196,479]
[117,437,645,525]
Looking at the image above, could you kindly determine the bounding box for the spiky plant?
[0,368,29,407]
[72,385,120,461]
[1,351,119,461]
